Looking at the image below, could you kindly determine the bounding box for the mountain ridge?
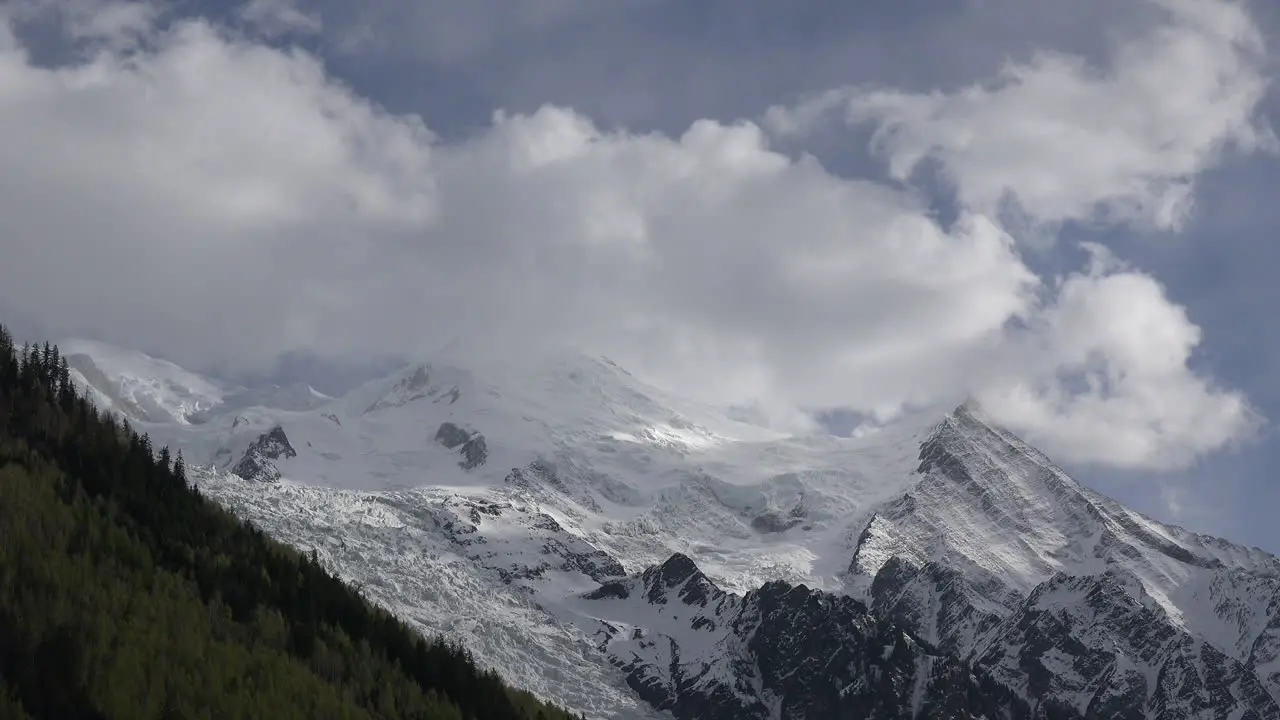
[0,328,584,720]
[60,338,1280,719]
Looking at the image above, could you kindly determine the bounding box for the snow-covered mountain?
[61,339,227,424]
[65,340,1280,719]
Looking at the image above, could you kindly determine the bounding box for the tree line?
[0,325,586,720]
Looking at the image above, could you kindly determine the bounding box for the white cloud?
[769,0,1274,232]
[0,0,1268,470]
[237,0,321,38]
[978,244,1259,469]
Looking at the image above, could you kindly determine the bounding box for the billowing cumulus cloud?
[769,0,1274,232]
[978,245,1262,468]
[0,0,1269,469]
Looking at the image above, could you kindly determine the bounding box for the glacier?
[64,340,1280,719]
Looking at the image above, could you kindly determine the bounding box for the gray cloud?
[0,0,1272,470]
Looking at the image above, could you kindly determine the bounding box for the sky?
[1,0,1279,549]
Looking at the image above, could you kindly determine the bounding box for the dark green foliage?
[0,323,586,720]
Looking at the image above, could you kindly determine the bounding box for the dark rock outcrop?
[364,364,462,414]
[585,553,1074,720]
[750,509,803,534]
[591,548,1277,718]
[973,571,1279,719]
[434,422,487,470]
[850,405,1280,719]
[231,425,297,483]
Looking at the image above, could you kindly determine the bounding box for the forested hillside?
[0,324,585,720]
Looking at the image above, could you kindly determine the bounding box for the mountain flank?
[0,326,584,719]
[44,336,1280,719]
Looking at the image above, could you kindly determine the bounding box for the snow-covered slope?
[564,553,1042,719]
[142,349,939,593]
[65,340,1280,719]
[857,405,1280,716]
[61,339,227,424]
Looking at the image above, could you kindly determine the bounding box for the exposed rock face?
[364,364,461,414]
[973,571,1279,719]
[434,421,471,449]
[435,422,488,470]
[584,553,1068,720]
[83,332,1280,719]
[231,425,297,483]
[847,406,1280,720]
[579,403,1280,719]
[750,508,804,534]
[869,557,1006,656]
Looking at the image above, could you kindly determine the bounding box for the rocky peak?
[640,553,722,607]
[649,553,701,587]
[585,555,1063,720]
[363,363,463,414]
[231,425,297,483]
[434,422,488,470]
[257,425,296,458]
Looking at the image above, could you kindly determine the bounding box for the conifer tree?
[0,321,587,720]
[56,356,73,410]
[40,341,53,386]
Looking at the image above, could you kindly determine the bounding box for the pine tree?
[0,325,12,361]
[57,355,74,411]
[40,341,53,387]
[0,322,585,720]
[20,343,36,386]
